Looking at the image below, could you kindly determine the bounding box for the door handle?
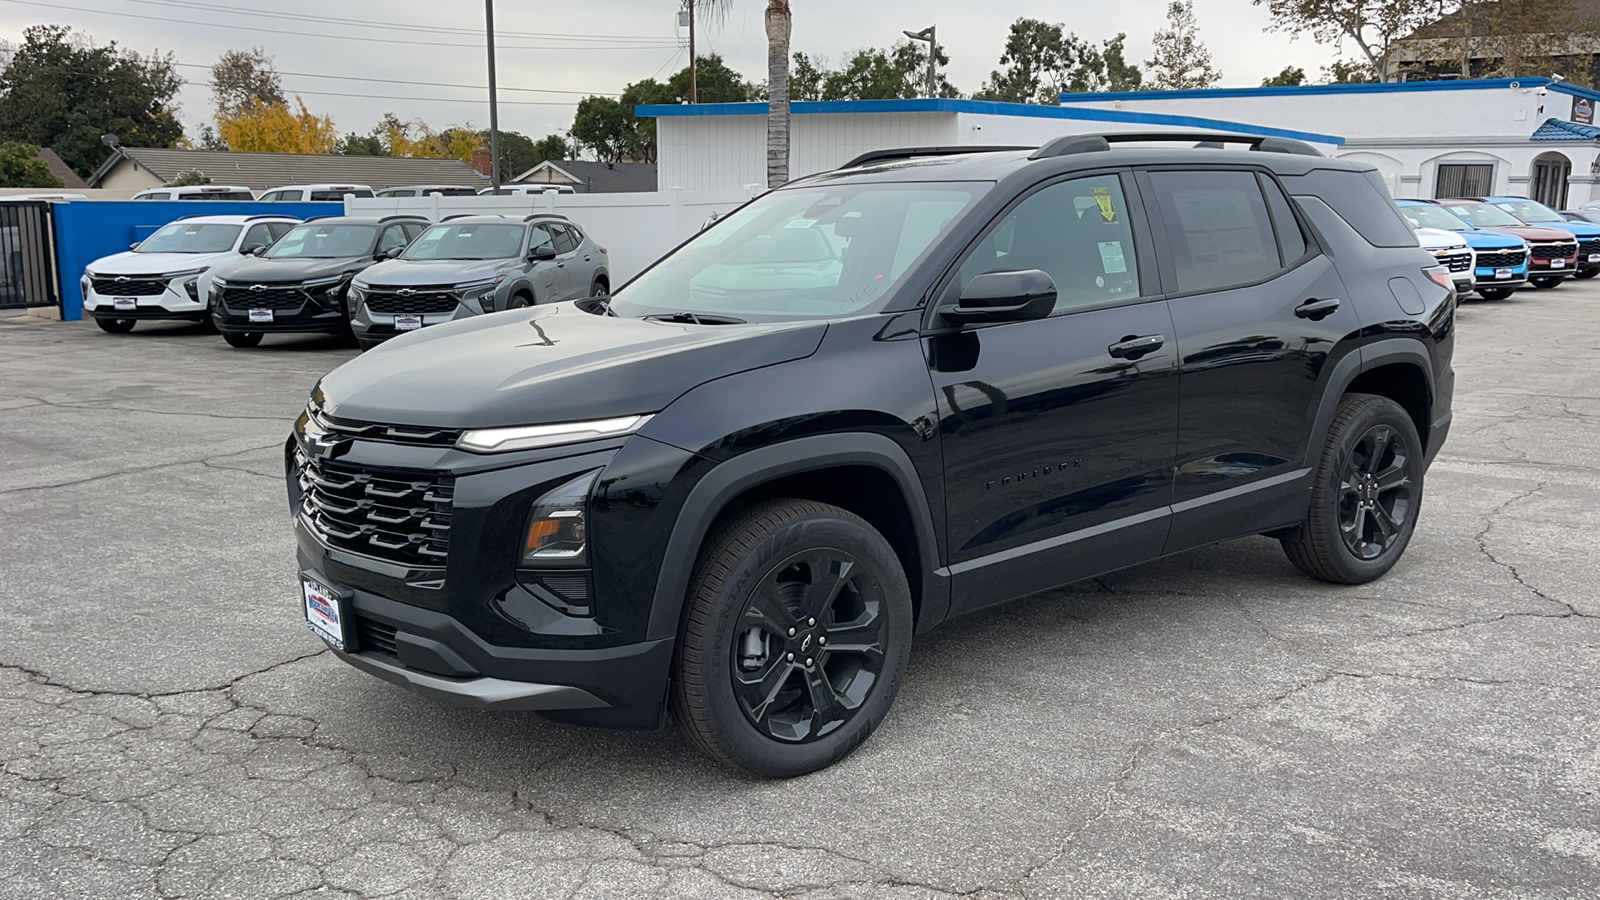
[1295,297,1341,319]
[1107,334,1165,359]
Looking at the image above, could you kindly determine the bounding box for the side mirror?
[380,246,403,260]
[940,269,1057,325]
[241,244,265,256]
[129,241,140,251]
[529,245,556,262]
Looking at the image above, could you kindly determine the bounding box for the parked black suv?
[289,133,1455,777]
[210,216,428,348]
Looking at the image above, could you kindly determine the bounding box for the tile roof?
[1531,117,1600,141]
[93,147,491,190]
[512,160,658,192]
[37,148,87,188]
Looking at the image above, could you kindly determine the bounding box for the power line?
[184,79,584,107]
[169,62,621,98]
[0,0,682,50]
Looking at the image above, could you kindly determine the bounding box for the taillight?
[1423,265,1454,291]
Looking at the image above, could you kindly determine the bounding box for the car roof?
[293,215,428,226]
[162,214,300,225]
[383,184,476,190]
[139,185,252,193]
[265,183,373,190]
[432,214,529,225]
[1394,199,1440,205]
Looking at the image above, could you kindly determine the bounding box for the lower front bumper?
[333,648,608,711]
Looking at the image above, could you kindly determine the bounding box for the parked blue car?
[1395,199,1530,300]
[1477,196,1600,281]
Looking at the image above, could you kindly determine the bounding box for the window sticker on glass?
[1092,186,1118,224]
[784,218,818,229]
[1098,241,1128,274]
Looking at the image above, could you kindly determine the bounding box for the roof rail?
[441,213,477,222]
[378,214,428,222]
[841,145,1031,169]
[1030,132,1324,159]
[523,212,570,221]
[243,214,299,222]
[302,215,339,222]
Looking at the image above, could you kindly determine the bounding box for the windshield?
[1446,203,1525,228]
[610,182,983,321]
[135,223,242,253]
[1492,199,1563,224]
[403,223,526,260]
[1398,204,1471,232]
[265,224,377,259]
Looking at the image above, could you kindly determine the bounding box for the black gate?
[0,201,60,311]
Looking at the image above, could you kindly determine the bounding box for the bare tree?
[1254,0,1435,82]
[1146,0,1221,89]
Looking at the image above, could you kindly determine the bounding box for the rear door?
[928,170,1180,614]
[1137,167,1356,553]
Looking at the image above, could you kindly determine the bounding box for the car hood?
[1528,218,1600,237]
[1470,224,1576,242]
[318,303,829,429]
[86,250,235,276]
[1458,230,1526,250]
[355,258,516,288]
[214,255,370,283]
[1415,227,1468,252]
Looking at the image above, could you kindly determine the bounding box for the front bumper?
[82,283,206,320]
[1471,264,1528,289]
[348,295,483,343]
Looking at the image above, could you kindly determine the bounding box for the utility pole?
[485,0,501,192]
[688,0,698,103]
[902,26,937,98]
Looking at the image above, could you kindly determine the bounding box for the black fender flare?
[1304,338,1435,462]
[644,433,947,642]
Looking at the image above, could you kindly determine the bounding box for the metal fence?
[0,201,60,311]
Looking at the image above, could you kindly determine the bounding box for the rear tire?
[1531,276,1564,289]
[591,277,609,298]
[672,499,913,778]
[223,331,263,348]
[94,317,135,334]
[1477,287,1515,301]
[1281,394,1424,585]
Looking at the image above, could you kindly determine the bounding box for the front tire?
[1576,268,1599,280]
[1531,275,1564,289]
[1477,287,1515,301]
[94,317,135,334]
[223,331,263,348]
[672,500,913,778]
[1281,394,1424,584]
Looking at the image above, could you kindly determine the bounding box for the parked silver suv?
[347,214,609,350]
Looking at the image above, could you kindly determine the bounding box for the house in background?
[511,159,657,193]
[88,147,489,192]
[36,149,87,188]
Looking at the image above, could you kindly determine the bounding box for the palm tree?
[695,1,790,187]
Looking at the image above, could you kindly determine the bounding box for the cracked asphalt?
[2,285,1598,900]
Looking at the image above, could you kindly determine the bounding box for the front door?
[928,171,1180,615]
[527,223,560,297]
[1138,167,1358,552]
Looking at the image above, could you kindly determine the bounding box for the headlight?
[457,415,652,454]
[521,471,598,566]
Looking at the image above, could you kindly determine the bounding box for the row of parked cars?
[127,183,575,201]
[1399,195,1600,300]
[80,213,610,349]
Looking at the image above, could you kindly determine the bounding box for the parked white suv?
[478,184,575,195]
[259,184,376,201]
[80,214,299,334]
[132,185,255,201]
[1415,226,1473,299]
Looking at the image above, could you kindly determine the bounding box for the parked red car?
[1440,199,1578,288]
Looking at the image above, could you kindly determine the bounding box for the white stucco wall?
[1334,143,1600,205]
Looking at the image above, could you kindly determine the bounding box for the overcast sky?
[0,0,1349,145]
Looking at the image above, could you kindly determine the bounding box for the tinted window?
[405,223,527,260]
[1436,163,1494,199]
[259,191,280,201]
[402,223,426,241]
[1148,170,1278,293]
[376,225,411,254]
[1283,168,1416,248]
[383,189,416,197]
[550,225,578,254]
[1259,174,1308,264]
[192,191,254,201]
[276,189,303,201]
[242,223,276,249]
[266,224,379,259]
[137,192,171,200]
[135,223,243,253]
[310,189,374,200]
[958,173,1141,313]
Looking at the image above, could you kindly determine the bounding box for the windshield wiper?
[645,311,746,325]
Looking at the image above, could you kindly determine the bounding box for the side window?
[1258,174,1309,265]
[392,189,417,197]
[528,224,556,255]
[403,223,426,241]
[377,225,410,254]
[279,189,304,201]
[260,191,280,201]
[956,173,1142,314]
[1148,170,1280,294]
[242,223,276,249]
[140,192,170,200]
[267,223,295,241]
[550,225,577,254]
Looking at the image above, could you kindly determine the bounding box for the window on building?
[1435,163,1494,199]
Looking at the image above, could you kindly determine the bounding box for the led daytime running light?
[458,415,651,453]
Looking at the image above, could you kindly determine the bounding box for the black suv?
[210,216,428,348]
[289,133,1455,777]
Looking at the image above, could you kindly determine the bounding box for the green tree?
[165,169,210,186]
[1321,58,1380,83]
[333,132,386,155]
[792,52,828,101]
[1262,65,1308,86]
[816,40,957,100]
[1253,0,1433,82]
[531,134,572,165]
[0,25,184,177]
[211,47,282,121]
[570,96,634,163]
[1146,0,1222,89]
[973,19,1141,103]
[193,123,228,151]
[0,141,64,188]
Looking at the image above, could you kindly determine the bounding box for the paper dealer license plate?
[1551,258,1566,268]
[1588,253,1599,263]
[248,309,273,323]
[1495,267,1514,280]
[303,576,347,650]
[395,315,423,331]
[113,298,136,311]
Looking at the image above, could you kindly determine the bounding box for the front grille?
[1440,252,1471,273]
[91,276,167,296]
[1476,249,1527,268]
[364,290,460,315]
[1530,241,1578,260]
[1580,238,1600,258]
[222,285,307,310]
[295,449,454,567]
[314,411,462,448]
[354,615,398,659]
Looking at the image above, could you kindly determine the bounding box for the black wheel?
[1576,268,1599,280]
[1281,394,1424,584]
[591,277,609,298]
[508,292,533,309]
[223,331,263,348]
[1531,275,1563,289]
[94,317,135,334]
[673,499,913,777]
[1477,287,1515,301]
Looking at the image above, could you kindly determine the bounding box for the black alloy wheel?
[730,548,890,744]
[1575,268,1599,280]
[1335,424,1415,561]
[591,278,609,298]
[94,317,135,334]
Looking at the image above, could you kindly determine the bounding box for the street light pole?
[902,26,937,98]
[485,0,501,192]
[688,0,698,103]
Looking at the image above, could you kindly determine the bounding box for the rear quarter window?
[1282,168,1417,248]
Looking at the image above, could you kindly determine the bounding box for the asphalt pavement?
[2,287,1597,899]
